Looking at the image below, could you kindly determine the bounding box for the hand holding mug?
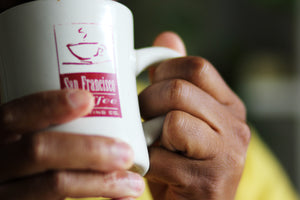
[140,32,251,200]
[0,89,145,199]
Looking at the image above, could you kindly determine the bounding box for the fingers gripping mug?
[0,0,180,175]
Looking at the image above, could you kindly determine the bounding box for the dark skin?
[0,1,250,200]
[143,33,250,200]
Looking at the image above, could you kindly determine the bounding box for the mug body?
[0,0,149,175]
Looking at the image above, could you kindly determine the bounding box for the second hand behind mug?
[0,0,181,175]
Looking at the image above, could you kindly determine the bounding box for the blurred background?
[122,0,299,193]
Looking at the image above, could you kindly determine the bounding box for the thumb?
[152,31,187,56]
[148,32,186,81]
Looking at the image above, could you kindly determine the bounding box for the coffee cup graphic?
[64,42,107,65]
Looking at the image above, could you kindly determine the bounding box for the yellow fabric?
[66,81,299,200]
[235,129,299,200]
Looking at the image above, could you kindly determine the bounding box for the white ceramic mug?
[0,0,180,175]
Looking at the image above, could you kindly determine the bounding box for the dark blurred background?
[122,0,300,193]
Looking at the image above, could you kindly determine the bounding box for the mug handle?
[135,47,182,146]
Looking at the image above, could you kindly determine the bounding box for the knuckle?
[222,144,246,174]
[173,167,194,188]
[25,133,47,165]
[179,177,194,190]
[0,105,16,132]
[226,151,245,172]
[186,56,206,70]
[239,101,247,116]
[47,171,69,196]
[203,182,226,200]
[39,93,52,116]
[195,168,225,199]
[236,122,251,146]
[166,79,188,106]
[39,91,70,118]
[81,136,115,167]
[185,56,209,79]
[164,111,184,135]
[234,98,247,121]
[200,178,219,199]
[83,137,104,159]
[39,92,60,117]
[163,111,185,149]
[177,166,221,199]
[83,136,108,156]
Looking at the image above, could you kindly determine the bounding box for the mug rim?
[0,0,130,16]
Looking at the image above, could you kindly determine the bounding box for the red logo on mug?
[54,23,122,118]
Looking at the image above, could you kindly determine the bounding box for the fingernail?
[67,90,94,109]
[111,141,134,169]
